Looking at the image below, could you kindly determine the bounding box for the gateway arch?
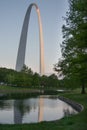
[16,3,44,75]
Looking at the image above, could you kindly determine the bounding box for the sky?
[0,0,68,75]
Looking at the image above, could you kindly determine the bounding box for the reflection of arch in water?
[14,100,22,124]
[38,97,44,122]
[16,3,44,75]
[14,100,33,124]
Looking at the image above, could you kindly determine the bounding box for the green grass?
[0,89,87,130]
[0,85,40,94]
[0,85,60,97]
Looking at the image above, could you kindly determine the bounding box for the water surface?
[0,96,78,124]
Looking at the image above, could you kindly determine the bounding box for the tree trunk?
[81,82,86,94]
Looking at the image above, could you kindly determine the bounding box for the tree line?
[0,66,60,88]
[0,65,81,90]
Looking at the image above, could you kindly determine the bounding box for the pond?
[0,95,78,124]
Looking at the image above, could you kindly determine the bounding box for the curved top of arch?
[29,3,38,9]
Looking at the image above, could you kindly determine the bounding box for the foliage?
[21,64,33,75]
[0,67,60,89]
[55,0,87,93]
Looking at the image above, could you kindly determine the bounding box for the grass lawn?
[0,85,41,94]
[0,88,87,130]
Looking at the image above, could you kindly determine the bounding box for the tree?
[6,74,15,85]
[47,74,59,88]
[32,73,40,87]
[55,0,87,93]
[40,75,48,87]
[21,64,33,75]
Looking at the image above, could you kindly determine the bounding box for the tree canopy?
[54,0,87,93]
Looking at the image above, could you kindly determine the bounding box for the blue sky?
[0,0,68,75]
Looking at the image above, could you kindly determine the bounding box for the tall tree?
[55,0,87,93]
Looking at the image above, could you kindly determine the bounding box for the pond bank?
[58,96,83,112]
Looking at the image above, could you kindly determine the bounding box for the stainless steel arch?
[15,3,44,75]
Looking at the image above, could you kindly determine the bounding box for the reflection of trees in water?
[0,101,5,109]
[0,100,13,109]
[48,96,58,100]
[63,108,76,117]
[26,98,38,111]
[14,97,45,123]
[14,100,31,115]
[14,99,38,124]
[14,100,31,124]
[0,97,78,124]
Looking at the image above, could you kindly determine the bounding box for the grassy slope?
[0,91,87,130]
